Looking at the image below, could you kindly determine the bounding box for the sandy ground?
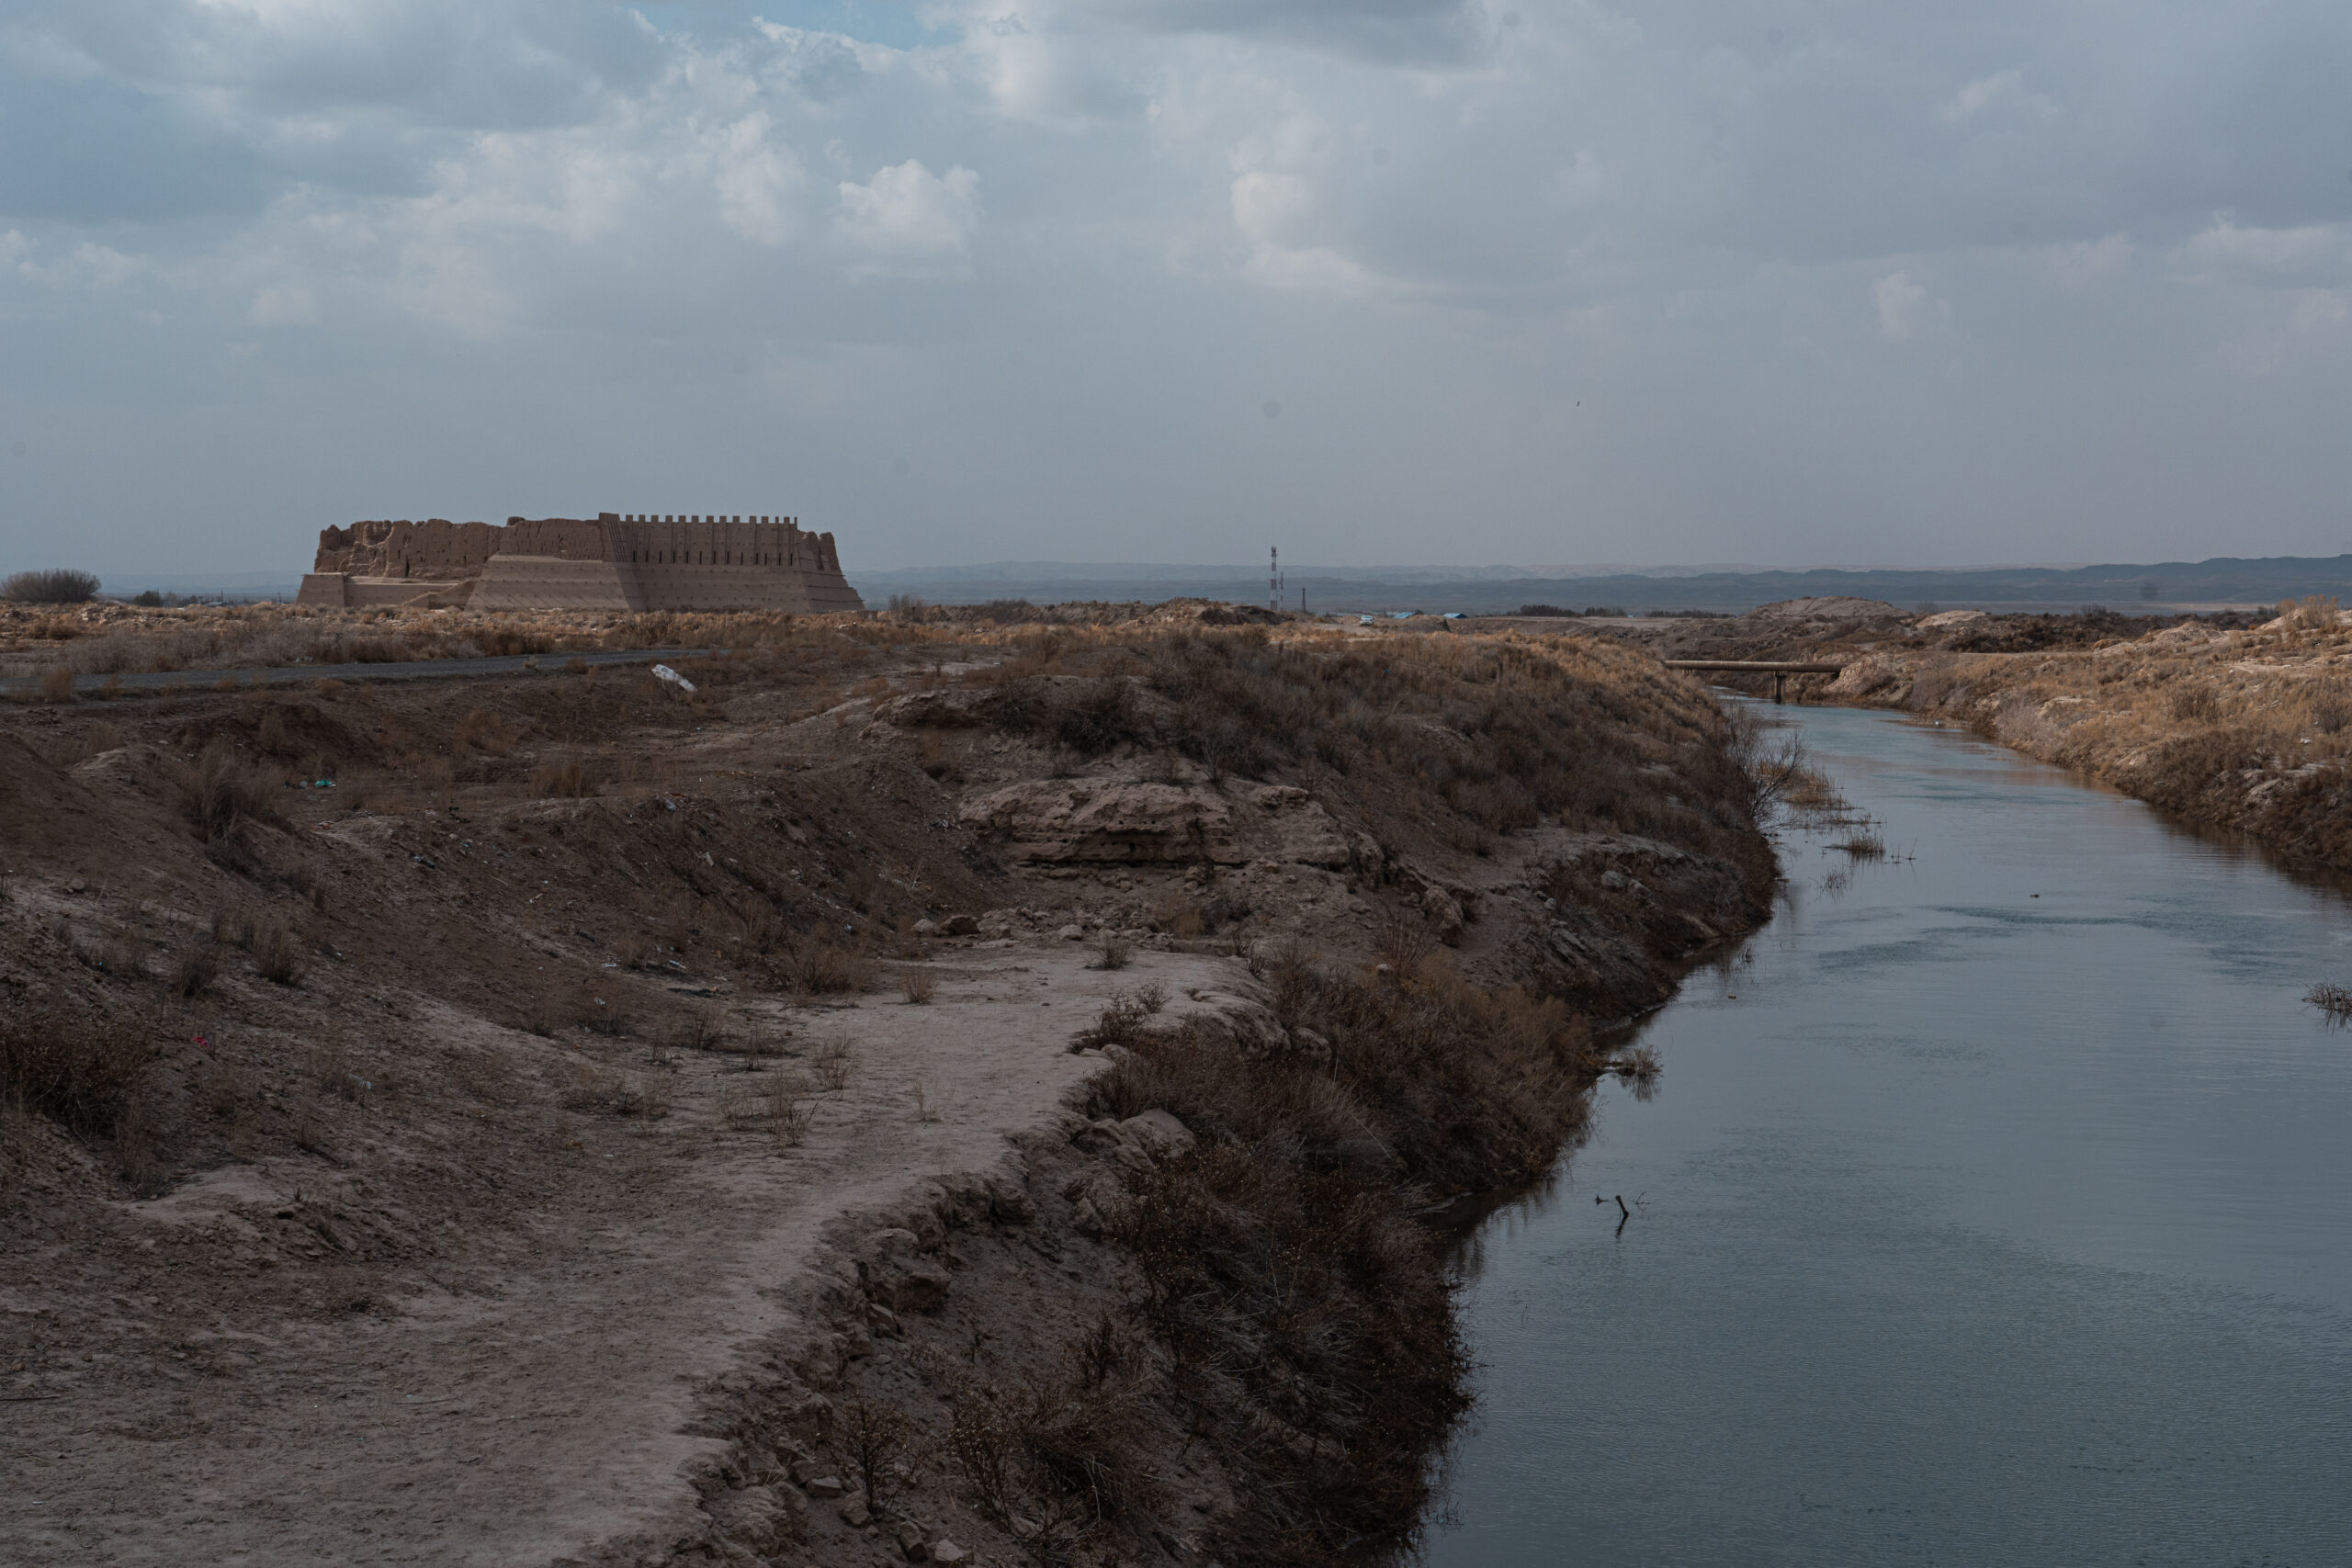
[4,940,1244,1566]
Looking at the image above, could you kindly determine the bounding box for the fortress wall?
[296,574,476,609]
[306,510,863,614]
[315,520,503,579]
[470,557,638,613]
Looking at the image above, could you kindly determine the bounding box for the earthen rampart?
[298,512,862,614]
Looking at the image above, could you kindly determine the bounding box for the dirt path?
[4,943,1241,1565]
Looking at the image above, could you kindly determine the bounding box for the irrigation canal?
[1426,701,2352,1565]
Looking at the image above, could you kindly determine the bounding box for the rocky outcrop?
[956,778,1353,868]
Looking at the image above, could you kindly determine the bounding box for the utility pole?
[1270,546,1283,614]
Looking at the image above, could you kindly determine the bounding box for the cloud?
[710,112,808,247]
[1939,68,2049,125]
[10,0,2352,580]
[246,282,316,325]
[2174,216,2352,287]
[1872,270,1943,339]
[834,159,982,276]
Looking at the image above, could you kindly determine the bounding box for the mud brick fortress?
[296,513,865,614]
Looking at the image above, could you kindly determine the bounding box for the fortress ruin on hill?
[295,513,865,614]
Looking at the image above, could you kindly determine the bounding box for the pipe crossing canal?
[1663,659,1849,702]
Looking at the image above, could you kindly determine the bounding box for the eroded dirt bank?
[1491,599,2352,875]
[3,612,1773,1566]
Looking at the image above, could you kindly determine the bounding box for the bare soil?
[3,610,1772,1566]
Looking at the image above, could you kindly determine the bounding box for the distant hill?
[851,555,2352,615]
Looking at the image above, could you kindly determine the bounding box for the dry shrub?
[777,929,877,995]
[898,966,938,1004]
[0,1010,158,1138]
[663,1003,725,1054]
[1069,982,1166,1053]
[718,1072,815,1142]
[1155,899,1206,940]
[562,1063,673,1117]
[835,1395,917,1514]
[616,931,655,969]
[165,737,287,850]
[37,666,75,703]
[251,919,306,986]
[948,1355,1161,1552]
[811,1038,857,1092]
[1832,823,1887,860]
[532,759,597,798]
[168,942,220,998]
[1372,907,1434,978]
[1088,934,1132,972]
[5,569,100,604]
[1078,958,1598,1563]
[2307,982,2352,1021]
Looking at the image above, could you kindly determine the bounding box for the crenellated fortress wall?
[297,512,864,614]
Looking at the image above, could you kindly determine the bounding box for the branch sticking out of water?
[2305,982,2352,1022]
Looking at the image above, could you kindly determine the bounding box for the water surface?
[1430,704,2352,1566]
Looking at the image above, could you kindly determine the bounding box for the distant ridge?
[849,554,2352,615]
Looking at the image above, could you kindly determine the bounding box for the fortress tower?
[295,513,864,614]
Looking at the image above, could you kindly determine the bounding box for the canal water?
[1425,703,2352,1566]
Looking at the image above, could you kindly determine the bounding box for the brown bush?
[251,919,306,986]
[1076,958,1599,1563]
[37,666,75,703]
[5,569,101,604]
[454,707,517,755]
[948,1359,1162,1551]
[0,1010,158,1138]
[168,942,220,998]
[775,929,877,995]
[532,759,597,798]
[166,737,286,846]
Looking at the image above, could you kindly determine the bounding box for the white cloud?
[2045,231,2132,288]
[1872,269,1943,339]
[246,282,316,325]
[709,112,807,248]
[834,160,983,276]
[2175,216,2352,286]
[1939,68,2045,125]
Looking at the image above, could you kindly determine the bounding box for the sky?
[4,0,2352,582]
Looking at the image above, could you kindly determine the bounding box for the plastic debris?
[651,663,697,694]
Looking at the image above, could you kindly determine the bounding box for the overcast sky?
[4,0,2351,581]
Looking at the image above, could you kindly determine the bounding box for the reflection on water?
[1426,704,2352,1566]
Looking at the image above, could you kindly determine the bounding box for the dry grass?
[1069,953,1600,1564]
[0,1009,158,1139]
[561,1063,673,1118]
[531,759,597,798]
[1087,934,1132,971]
[168,942,220,998]
[897,966,938,1004]
[811,1038,857,1093]
[1831,822,1887,859]
[1846,613,2352,872]
[775,929,878,995]
[164,737,287,858]
[251,919,306,986]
